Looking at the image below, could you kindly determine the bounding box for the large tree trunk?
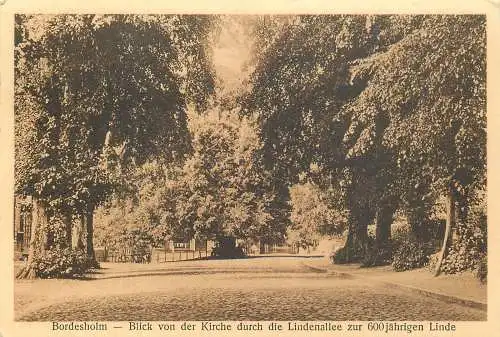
[16,197,49,279]
[72,214,86,250]
[85,204,97,266]
[434,186,456,276]
[375,204,395,246]
[14,197,21,251]
[63,213,72,249]
[407,204,433,243]
[408,210,426,240]
[343,207,372,263]
[402,179,434,242]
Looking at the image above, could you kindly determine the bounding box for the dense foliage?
[15,15,486,281]
[244,15,486,276]
[31,248,93,279]
[15,14,216,278]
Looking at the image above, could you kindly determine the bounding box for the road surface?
[15,256,486,321]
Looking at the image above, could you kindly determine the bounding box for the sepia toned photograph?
[12,13,487,323]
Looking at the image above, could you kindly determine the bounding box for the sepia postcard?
[1,0,499,336]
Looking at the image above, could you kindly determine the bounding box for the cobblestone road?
[15,257,486,321]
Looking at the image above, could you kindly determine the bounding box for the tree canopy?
[15,14,487,279]
[243,14,486,266]
[15,14,217,277]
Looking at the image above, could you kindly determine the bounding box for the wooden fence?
[100,247,209,263]
[151,249,209,263]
